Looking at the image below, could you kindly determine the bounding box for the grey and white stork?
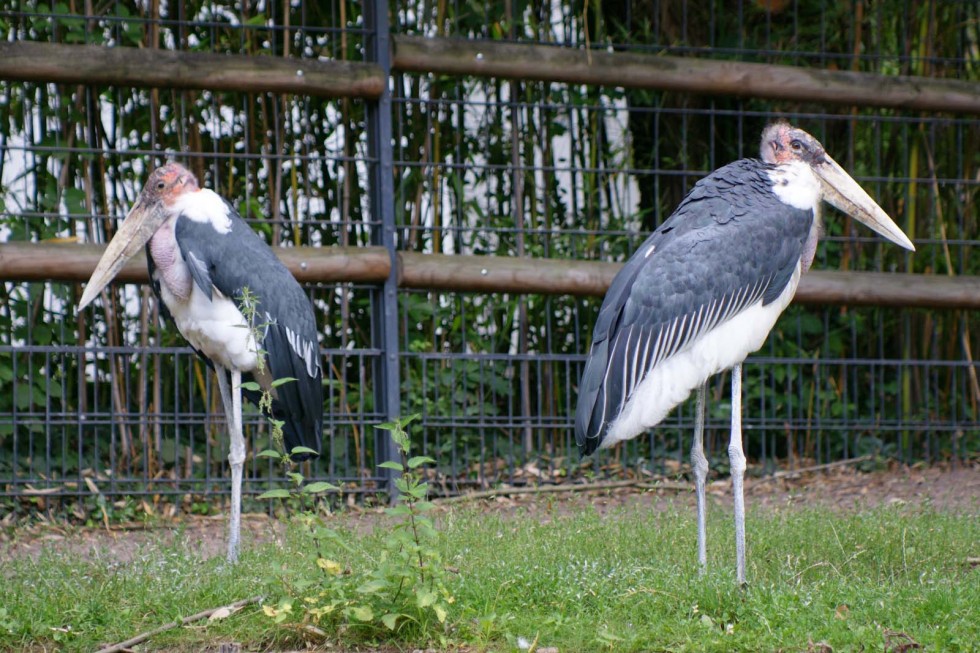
[575,122,914,584]
[79,162,323,563]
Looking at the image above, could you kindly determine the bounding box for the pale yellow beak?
[78,198,167,310]
[813,154,915,251]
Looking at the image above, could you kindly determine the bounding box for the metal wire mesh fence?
[0,0,977,515]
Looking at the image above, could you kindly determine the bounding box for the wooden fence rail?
[0,41,385,98]
[392,36,980,114]
[1,37,978,113]
[2,242,978,309]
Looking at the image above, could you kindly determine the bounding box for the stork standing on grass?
[575,123,914,584]
[79,162,323,563]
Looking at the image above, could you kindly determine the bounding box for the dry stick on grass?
[437,479,691,503]
[748,455,874,488]
[439,454,877,503]
[94,595,263,653]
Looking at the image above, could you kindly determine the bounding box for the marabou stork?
[575,123,914,584]
[79,162,323,563]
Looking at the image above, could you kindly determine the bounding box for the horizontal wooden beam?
[5,37,973,113]
[0,41,385,99]
[392,35,980,114]
[2,242,977,309]
[0,242,390,285]
[397,250,980,309]
[398,251,619,297]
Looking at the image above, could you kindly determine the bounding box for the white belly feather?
[149,210,260,374]
[601,261,803,448]
[156,278,260,373]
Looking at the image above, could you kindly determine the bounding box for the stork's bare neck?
[148,174,232,303]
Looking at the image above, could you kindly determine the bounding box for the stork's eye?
[790,139,803,151]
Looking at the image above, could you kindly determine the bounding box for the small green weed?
[262,414,455,645]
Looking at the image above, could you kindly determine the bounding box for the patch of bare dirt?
[1,462,976,564]
[450,460,979,524]
[0,513,293,565]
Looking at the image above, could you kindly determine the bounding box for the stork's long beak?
[78,197,168,310]
[814,155,915,251]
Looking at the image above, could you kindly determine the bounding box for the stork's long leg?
[216,367,246,563]
[690,382,708,575]
[215,368,235,448]
[728,363,747,585]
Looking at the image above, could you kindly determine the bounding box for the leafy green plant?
[254,444,339,517]
[263,414,455,644]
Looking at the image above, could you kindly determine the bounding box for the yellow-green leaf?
[257,489,291,499]
[407,455,436,468]
[303,481,340,494]
[416,588,437,608]
[381,613,400,630]
[316,558,342,575]
[350,605,374,621]
[434,603,448,623]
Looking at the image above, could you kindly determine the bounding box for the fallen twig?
[749,455,873,488]
[790,560,838,583]
[94,595,263,653]
[436,478,690,503]
[435,455,875,503]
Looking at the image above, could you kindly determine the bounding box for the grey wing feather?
[174,203,324,458]
[576,159,813,455]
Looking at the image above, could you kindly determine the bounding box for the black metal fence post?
[365,0,400,498]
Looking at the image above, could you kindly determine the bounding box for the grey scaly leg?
[729,363,747,585]
[217,368,245,563]
[691,382,709,575]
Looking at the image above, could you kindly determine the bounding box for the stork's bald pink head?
[78,161,201,310]
[143,162,200,206]
[760,121,828,166]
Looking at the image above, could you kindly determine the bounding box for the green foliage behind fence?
[0,0,977,510]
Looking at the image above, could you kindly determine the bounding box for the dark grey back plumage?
[147,200,323,459]
[575,158,813,455]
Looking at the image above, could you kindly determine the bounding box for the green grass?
[2,501,977,651]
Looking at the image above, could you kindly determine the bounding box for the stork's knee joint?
[691,449,709,478]
[727,445,746,474]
